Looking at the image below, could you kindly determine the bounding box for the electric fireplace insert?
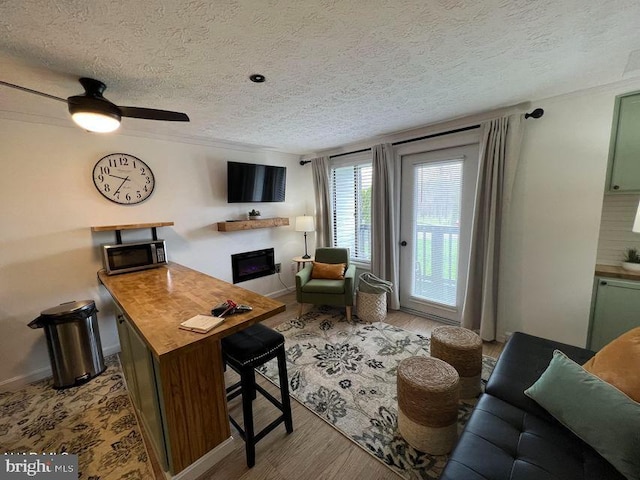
[231,248,275,284]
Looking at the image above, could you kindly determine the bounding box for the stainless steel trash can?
[29,300,106,389]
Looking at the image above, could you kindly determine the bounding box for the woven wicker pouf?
[397,356,460,454]
[431,326,483,399]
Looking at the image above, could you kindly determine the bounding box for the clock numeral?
[100,166,110,175]
[133,160,137,168]
[119,157,129,166]
[114,192,120,199]
[136,191,142,199]
[103,184,110,192]
[97,174,104,183]
[108,158,118,167]
[146,176,151,184]
[144,185,148,192]
[125,193,132,202]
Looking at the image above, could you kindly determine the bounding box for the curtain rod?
[299,107,544,165]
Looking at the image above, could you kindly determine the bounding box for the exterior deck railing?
[413,224,458,306]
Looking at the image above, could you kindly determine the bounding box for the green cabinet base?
[588,277,640,350]
[116,309,170,472]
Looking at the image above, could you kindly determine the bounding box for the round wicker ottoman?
[431,326,483,399]
[397,356,459,454]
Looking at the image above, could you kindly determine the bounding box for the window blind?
[331,162,372,262]
[412,159,462,306]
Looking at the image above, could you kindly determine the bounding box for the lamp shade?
[633,200,640,233]
[295,215,315,232]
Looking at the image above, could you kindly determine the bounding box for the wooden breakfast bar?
[98,262,285,477]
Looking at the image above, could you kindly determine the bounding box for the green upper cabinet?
[607,91,640,192]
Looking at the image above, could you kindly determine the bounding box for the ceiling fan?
[0,77,189,133]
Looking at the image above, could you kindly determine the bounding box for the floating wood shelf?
[91,222,174,232]
[217,217,289,232]
[91,222,174,244]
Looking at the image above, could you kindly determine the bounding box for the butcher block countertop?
[98,262,285,358]
[595,264,640,281]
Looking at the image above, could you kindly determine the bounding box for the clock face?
[93,153,155,205]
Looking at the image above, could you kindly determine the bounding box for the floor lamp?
[295,215,315,259]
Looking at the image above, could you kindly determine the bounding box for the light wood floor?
[201,291,504,480]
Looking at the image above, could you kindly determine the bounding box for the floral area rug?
[0,355,154,480]
[257,306,496,480]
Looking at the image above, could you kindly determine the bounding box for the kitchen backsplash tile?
[596,194,640,265]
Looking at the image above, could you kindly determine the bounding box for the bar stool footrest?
[255,383,284,411]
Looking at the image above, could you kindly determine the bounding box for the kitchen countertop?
[98,262,285,358]
[595,264,640,281]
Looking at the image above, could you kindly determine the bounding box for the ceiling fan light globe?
[71,111,120,132]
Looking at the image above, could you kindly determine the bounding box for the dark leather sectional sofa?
[440,332,624,480]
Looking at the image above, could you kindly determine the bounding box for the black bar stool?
[222,323,293,467]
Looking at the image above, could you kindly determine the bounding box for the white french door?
[399,144,479,323]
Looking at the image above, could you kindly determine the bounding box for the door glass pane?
[412,159,462,306]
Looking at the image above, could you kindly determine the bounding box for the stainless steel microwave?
[102,240,168,275]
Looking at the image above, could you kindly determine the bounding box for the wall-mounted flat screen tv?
[227,161,286,203]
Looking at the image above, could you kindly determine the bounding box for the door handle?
[400,241,407,246]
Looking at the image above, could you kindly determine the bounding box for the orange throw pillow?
[311,262,346,280]
[583,326,640,402]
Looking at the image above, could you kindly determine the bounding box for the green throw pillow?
[524,350,640,480]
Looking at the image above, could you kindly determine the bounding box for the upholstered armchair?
[295,248,356,320]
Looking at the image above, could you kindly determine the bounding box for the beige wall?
[0,119,312,387]
[498,80,640,347]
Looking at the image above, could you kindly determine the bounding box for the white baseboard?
[266,286,293,298]
[0,365,53,391]
[497,331,513,344]
[166,436,237,480]
[103,344,122,357]
[0,344,121,391]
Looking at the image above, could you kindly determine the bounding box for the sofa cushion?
[301,279,345,294]
[485,332,595,422]
[525,350,640,480]
[440,394,626,480]
[583,326,640,402]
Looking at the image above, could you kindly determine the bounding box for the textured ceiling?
[1,0,640,153]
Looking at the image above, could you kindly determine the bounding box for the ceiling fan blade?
[0,80,67,103]
[120,106,189,122]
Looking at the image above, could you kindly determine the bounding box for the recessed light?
[249,74,266,83]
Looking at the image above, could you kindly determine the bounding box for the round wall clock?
[92,153,155,205]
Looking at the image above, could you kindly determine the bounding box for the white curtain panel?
[371,143,401,310]
[462,114,524,341]
[311,156,332,248]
